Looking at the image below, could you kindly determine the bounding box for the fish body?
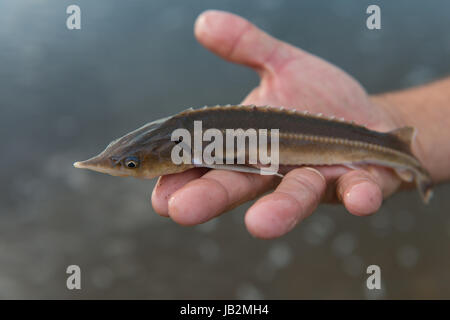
[74,105,433,203]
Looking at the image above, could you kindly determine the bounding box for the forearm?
[372,78,450,183]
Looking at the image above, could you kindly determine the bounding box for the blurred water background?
[0,0,449,299]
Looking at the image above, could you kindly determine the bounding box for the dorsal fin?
[389,126,416,146]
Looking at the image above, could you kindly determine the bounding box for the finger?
[167,170,277,226]
[312,165,352,203]
[245,167,326,239]
[151,168,208,217]
[337,168,401,216]
[194,10,302,74]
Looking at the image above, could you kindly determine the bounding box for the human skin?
[151,10,450,239]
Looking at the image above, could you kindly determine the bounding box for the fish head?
[73,116,191,178]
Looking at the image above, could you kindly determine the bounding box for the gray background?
[1,0,449,299]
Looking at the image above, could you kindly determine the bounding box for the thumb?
[194,10,302,74]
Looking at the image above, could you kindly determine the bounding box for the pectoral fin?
[197,163,283,177]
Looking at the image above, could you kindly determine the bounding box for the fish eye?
[124,156,139,169]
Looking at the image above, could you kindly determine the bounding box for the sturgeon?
[74,105,433,203]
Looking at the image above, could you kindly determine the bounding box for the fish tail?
[389,126,433,203]
[415,169,433,204]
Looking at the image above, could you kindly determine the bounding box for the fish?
[73,105,433,203]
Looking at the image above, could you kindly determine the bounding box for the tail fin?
[415,169,433,204]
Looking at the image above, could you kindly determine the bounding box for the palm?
[243,52,393,132]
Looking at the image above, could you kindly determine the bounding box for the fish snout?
[73,155,122,175]
[73,155,104,169]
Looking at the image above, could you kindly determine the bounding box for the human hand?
[151,10,405,239]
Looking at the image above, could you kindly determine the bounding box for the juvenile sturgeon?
[74,105,433,203]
